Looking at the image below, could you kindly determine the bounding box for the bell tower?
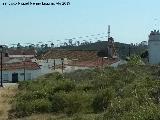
[107,25,116,58]
[148,30,160,64]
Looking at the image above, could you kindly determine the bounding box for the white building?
[148,30,160,64]
[1,48,37,64]
[0,62,41,83]
[7,48,36,59]
[35,58,68,75]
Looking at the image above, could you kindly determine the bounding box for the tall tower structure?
[107,25,116,58]
[148,30,160,64]
[108,25,111,38]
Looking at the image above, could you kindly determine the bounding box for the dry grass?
[13,114,66,120]
[0,84,18,120]
[12,113,99,120]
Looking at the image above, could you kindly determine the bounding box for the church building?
[148,30,160,64]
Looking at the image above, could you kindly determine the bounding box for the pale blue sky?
[0,0,160,46]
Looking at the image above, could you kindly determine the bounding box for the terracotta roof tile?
[0,62,40,71]
[7,49,36,55]
[40,50,98,62]
[68,58,119,67]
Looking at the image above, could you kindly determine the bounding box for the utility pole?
[61,58,64,74]
[128,44,131,57]
[23,61,25,81]
[101,57,104,69]
[0,50,3,87]
[108,25,111,39]
[0,45,3,87]
[53,59,55,70]
[23,52,25,81]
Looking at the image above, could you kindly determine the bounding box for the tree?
[128,55,144,65]
[77,41,80,46]
[17,43,22,49]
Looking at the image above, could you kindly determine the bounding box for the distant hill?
[39,41,147,59]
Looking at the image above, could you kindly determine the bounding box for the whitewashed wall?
[37,58,68,75]
[9,55,35,58]
[149,41,160,64]
[0,69,41,82]
[110,60,127,68]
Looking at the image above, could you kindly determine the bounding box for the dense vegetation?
[9,64,160,120]
[37,41,147,60]
[59,41,147,59]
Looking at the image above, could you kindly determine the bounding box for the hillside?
[9,64,160,120]
[60,41,147,57]
[38,41,147,60]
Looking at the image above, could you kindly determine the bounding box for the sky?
[0,0,160,46]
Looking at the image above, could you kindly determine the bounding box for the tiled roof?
[40,50,98,62]
[0,62,40,71]
[68,58,119,67]
[7,48,36,55]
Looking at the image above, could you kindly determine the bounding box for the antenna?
[154,18,159,30]
[108,25,111,38]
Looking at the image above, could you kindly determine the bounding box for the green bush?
[11,65,160,119]
[17,90,47,101]
[149,87,160,104]
[18,80,31,90]
[120,108,160,120]
[92,88,114,113]
[64,69,97,81]
[53,80,76,93]
[13,100,33,117]
[64,93,83,115]
[65,100,82,115]
[49,94,66,112]
[128,55,144,65]
[55,72,64,80]
[11,98,52,118]
[31,99,52,113]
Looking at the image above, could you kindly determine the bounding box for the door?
[12,73,18,83]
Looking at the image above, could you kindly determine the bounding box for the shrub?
[53,80,76,93]
[11,64,160,119]
[112,103,160,120]
[49,94,66,112]
[13,100,33,117]
[64,69,96,81]
[65,99,82,115]
[31,99,52,113]
[44,73,55,79]
[55,72,64,80]
[18,80,31,90]
[17,90,47,101]
[128,55,144,65]
[11,98,52,118]
[92,88,114,113]
[149,87,160,104]
[64,93,83,115]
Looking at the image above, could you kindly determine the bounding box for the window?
[5,53,9,57]
[3,74,9,82]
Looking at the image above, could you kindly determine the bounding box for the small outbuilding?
[0,62,41,83]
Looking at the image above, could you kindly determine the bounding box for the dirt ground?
[0,84,18,120]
